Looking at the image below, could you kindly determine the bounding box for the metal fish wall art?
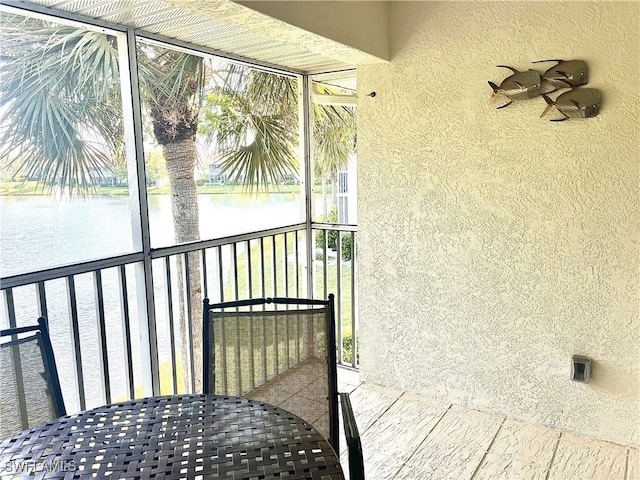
[488,65,543,109]
[532,59,588,89]
[540,87,601,121]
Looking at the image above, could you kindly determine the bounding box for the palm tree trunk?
[164,138,203,394]
[331,177,337,208]
[321,179,328,220]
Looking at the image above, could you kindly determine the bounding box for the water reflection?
[1,192,302,277]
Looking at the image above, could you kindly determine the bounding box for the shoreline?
[0,182,303,197]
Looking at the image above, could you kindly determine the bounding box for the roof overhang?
[2,0,388,81]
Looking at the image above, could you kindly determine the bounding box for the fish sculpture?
[488,65,543,109]
[540,87,601,121]
[533,59,588,89]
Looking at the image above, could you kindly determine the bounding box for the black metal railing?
[0,224,358,413]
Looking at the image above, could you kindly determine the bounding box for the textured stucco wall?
[357,1,639,446]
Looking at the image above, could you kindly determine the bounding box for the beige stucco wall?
[357,1,639,446]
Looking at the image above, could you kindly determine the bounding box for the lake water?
[0,192,305,277]
[0,192,307,410]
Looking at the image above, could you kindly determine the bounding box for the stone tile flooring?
[337,368,639,480]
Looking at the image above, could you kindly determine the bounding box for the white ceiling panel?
[4,0,372,77]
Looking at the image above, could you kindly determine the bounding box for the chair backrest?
[0,317,66,437]
[203,295,339,450]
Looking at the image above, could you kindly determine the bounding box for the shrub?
[340,335,359,366]
[315,205,353,261]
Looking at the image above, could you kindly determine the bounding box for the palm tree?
[0,14,209,391]
[313,91,356,220]
[200,67,299,189]
[0,15,122,193]
[201,67,355,205]
[136,46,206,391]
[0,11,355,394]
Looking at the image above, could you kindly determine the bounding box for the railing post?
[336,232,343,363]
[36,281,48,320]
[66,276,85,410]
[118,265,136,399]
[350,231,358,368]
[93,270,111,404]
[3,288,17,328]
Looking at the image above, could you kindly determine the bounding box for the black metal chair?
[0,317,66,438]
[203,294,364,478]
[341,392,365,480]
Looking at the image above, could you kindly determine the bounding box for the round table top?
[0,394,344,479]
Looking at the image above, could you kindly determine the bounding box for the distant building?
[89,167,118,186]
[208,165,228,184]
[279,173,300,185]
[336,153,357,224]
[208,163,298,186]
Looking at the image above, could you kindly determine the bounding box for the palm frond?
[218,114,298,192]
[247,71,297,115]
[0,13,122,194]
[313,101,355,179]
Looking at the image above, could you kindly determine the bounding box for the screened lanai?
[2,2,639,479]
[0,0,377,409]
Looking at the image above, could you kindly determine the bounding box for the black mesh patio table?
[0,394,345,479]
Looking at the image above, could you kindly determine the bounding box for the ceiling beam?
[312,94,357,106]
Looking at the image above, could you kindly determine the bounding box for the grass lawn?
[225,234,353,334]
[224,233,356,363]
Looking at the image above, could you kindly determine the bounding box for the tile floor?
[337,368,640,480]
